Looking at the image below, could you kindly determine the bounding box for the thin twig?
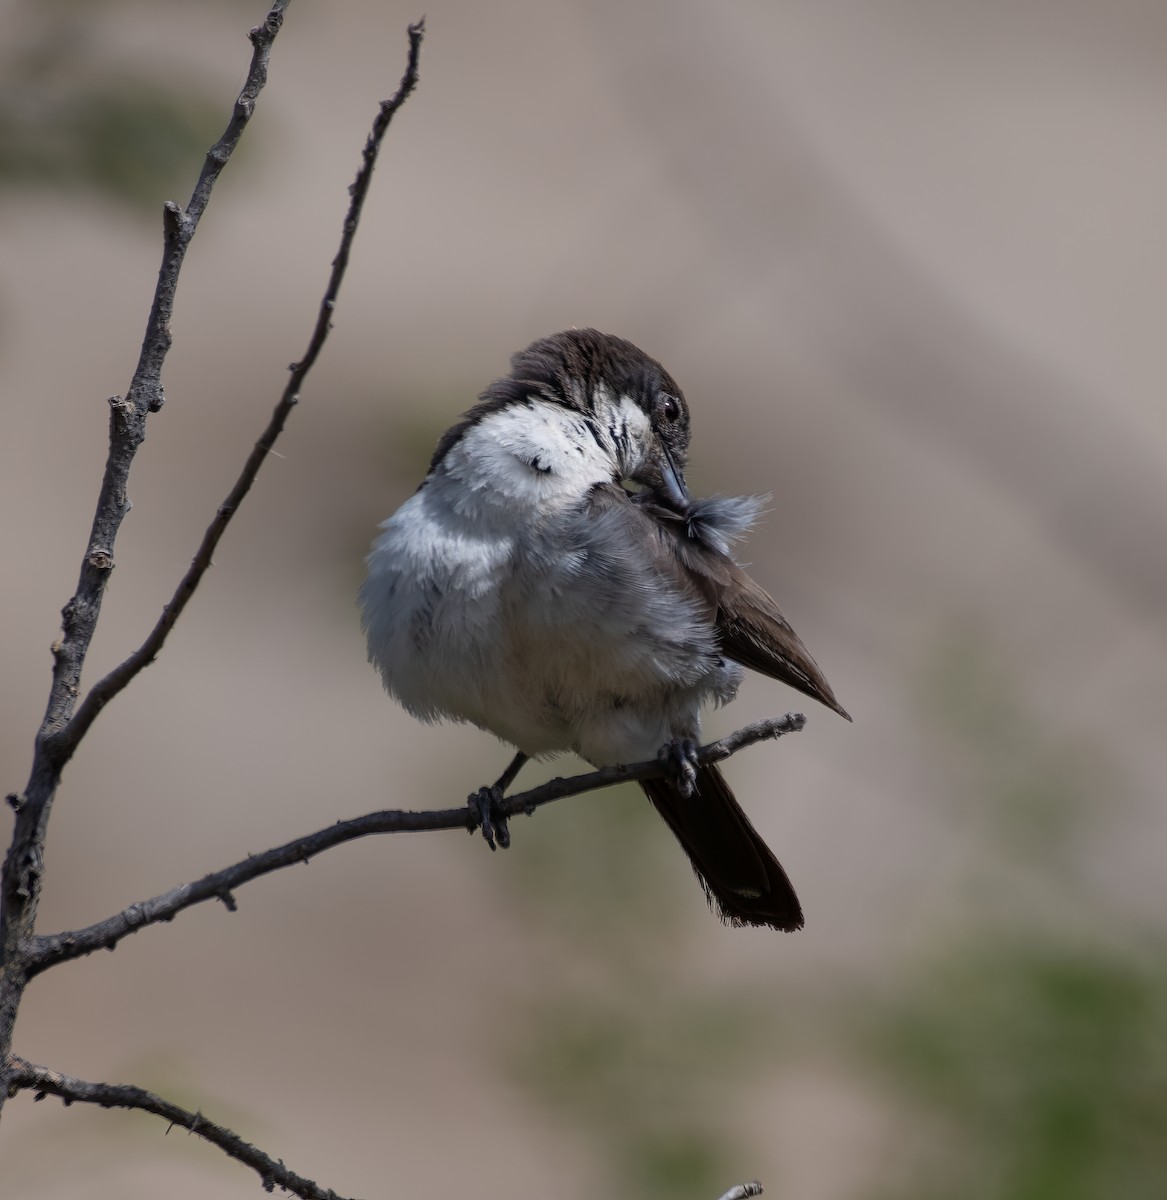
[714,1183,764,1200]
[5,1056,348,1200]
[29,715,805,975]
[0,0,291,1104]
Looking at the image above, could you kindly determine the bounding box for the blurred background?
[2,1,1165,1197]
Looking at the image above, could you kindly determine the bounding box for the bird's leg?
[469,751,529,851]
[657,738,700,799]
[493,750,529,794]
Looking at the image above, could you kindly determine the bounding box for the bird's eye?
[658,394,680,423]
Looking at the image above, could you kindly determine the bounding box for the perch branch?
[5,1056,349,1200]
[29,715,805,975]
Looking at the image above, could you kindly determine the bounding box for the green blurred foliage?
[516,974,784,1200]
[0,2,229,212]
[860,938,1167,1200]
[919,628,1103,871]
[516,990,750,1200]
[851,629,1165,1200]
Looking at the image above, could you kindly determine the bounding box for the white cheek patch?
[592,385,653,478]
[435,391,656,517]
[448,400,618,509]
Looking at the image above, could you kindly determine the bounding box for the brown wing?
[643,494,851,721]
[716,566,850,719]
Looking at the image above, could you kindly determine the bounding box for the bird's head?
[433,329,693,511]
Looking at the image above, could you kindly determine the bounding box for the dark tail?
[641,763,804,932]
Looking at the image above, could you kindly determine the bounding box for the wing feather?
[637,492,851,720]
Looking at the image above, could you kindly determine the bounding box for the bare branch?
[5,1056,350,1200]
[44,1,289,749]
[1,0,293,1096]
[48,17,426,768]
[1,4,424,1130]
[29,715,805,975]
[714,1183,764,1200]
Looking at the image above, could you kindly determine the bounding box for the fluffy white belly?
[359,485,717,763]
[360,487,517,729]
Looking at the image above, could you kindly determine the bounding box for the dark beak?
[656,443,690,512]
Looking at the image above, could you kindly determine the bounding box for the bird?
[359,329,849,931]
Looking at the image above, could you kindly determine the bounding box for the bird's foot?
[469,785,510,851]
[658,738,700,799]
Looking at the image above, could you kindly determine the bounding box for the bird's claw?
[469,785,510,851]
[658,738,700,799]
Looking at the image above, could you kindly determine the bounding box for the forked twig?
[1,0,295,1096]
[0,20,426,1198]
[50,16,425,765]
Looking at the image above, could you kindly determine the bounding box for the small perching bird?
[360,329,849,931]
